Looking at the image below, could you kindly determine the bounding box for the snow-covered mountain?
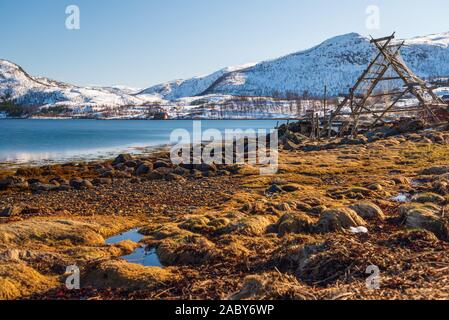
[137,63,256,100]
[152,32,449,98]
[0,59,152,109]
[1,31,449,116]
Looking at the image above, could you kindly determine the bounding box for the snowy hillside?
[137,63,256,100]
[1,31,449,118]
[0,59,154,109]
[195,32,449,98]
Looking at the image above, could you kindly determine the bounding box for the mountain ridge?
[1,31,449,113]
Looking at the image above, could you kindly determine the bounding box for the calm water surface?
[0,119,285,165]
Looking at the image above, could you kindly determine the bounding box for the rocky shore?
[1,121,449,300]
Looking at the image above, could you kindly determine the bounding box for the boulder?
[316,207,367,232]
[165,173,184,182]
[194,163,217,172]
[276,202,293,212]
[277,213,315,236]
[114,171,132,179]
[112,154,133,166]
[147,171,165,180]
[421,166,449,176]
[70,178,94,190]
[283,139,301,151]
[266,184,283,194]
[0,176,29,191]
[135,162,152,176]
[396,119,425,134]
[30,183,59,192]
[403,208,448,241]
[392,177,410,185]
[412,192,446,205]
[349,202,385,220]
[153,160,171,169]
[92,178,113,186]
[190,170,203,179]
[172,166,189,176]
[100,170,115,178]
[281,184,301,193]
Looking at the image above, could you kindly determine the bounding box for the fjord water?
[0,119,284,165]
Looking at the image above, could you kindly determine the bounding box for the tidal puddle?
[390,193,411,203]
[105,228,162,267]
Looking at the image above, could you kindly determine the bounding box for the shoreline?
[0,123,449,300]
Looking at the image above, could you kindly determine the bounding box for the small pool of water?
[390,192,411,203]
[105,228,162,267]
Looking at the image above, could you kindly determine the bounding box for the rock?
[266,184,283,194]
[349,202,385,220]
[27,178,45,185]
[203,171,217,178]
[221,215,276,236]
[100,170,115,178]
[340,136,368,145]
[49,177,69,186]
[242,201,266,214]
[276,202,292,212]
[316,207,367,232]
[0,176,29,191]
[283,139,301,151]
[92,178,113,186]
[398,203,441,217]
[130,177,141,184]
[70,178,94,190]
[113,163,127,171]
[412,192,446,204]
[153,160,171,169]
[190,170,203,179]
[55,185,71,192]
[157,234,218,266]
[281,184,301,193]
[217,170,231,176]
[295,202,313,212]
[84,260,177,290]
[114,171,132,179]
[0,206,22,217]
[147,171,165,180]
[112,154,133,166]
[421,166,449,176]
[194,163,217,172]
[367,183,384,191]
[396,119,425,134]
[30,183,59,192]
[277,213,315,236]
[392,177,410,185]
[165,173,184,182]
[173,166,189,176]
[125,160,138,168]
[403,208,448,240]
[309,205,327,215]
[433,180,449,195]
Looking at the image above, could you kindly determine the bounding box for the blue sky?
[1,0,448,88]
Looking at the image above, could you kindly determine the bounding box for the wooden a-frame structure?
[321,33,447,137]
